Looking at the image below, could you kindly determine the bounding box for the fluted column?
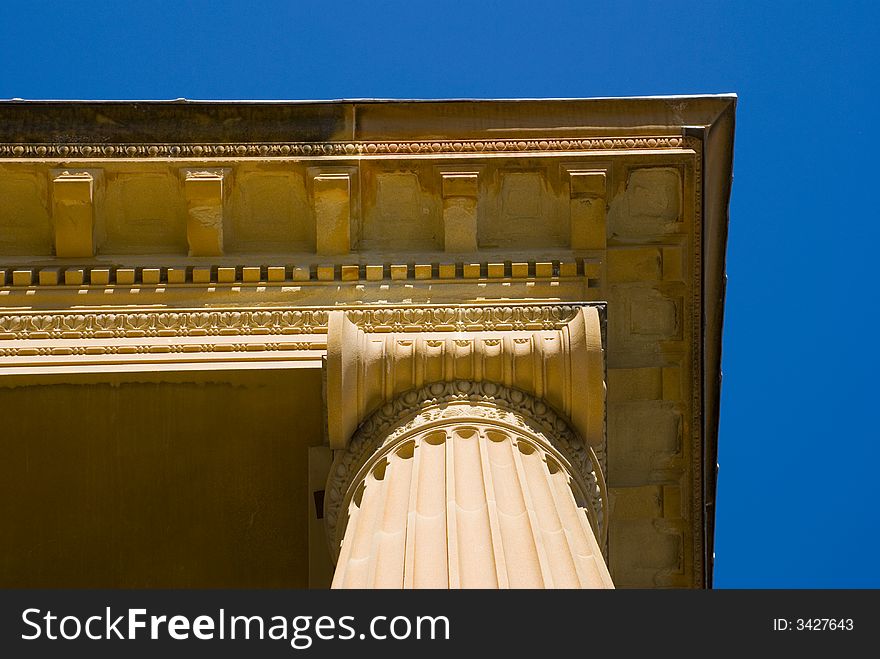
[326,382,613,589]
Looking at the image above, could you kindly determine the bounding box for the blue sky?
[2,1,878,587]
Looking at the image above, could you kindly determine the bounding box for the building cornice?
[0,135,687,161]
[0,95,736,145]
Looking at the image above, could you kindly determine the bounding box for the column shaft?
[331,421,613,589]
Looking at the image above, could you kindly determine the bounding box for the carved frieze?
[0,136,687,160]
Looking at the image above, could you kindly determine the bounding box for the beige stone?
[231,169,310,251]
[559,261,577,277]
[324,306,605,451]
[441,172,479,252]
[103,172,187,253]
[462,263,480,278]
[0,173,52,255]
[38,268,60,286]
[438,263,456,279]
[535,262,553,278]
[192,267,211,284]
[487,262,504,278]
[182,169,225,257]
[340,265,359,281]
[313,173,351,255]
[52,171,95,257]
[166,268,186,284]
[12,269,33,286]
[0,96,734,590]
[90,268,110,285]
[511,262,529,278]
[141,268,160,285]
[608,248,662,283]
[242,266,261,283]
[568,169,606,250]
[329,385,613,589]
[115,268,135,285]
[64,268,84,286]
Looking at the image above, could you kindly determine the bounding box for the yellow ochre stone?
[0,96,734,590]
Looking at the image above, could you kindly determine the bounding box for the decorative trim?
[0,135,686,160]
[0,340,321,358]
[0,304,589,342]
[0,259,597,288]
[324,381,607,560]
[691,136,705,586]
[343,304,583,333]
[0,309,329,341]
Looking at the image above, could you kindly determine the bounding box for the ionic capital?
[325,304,605,451]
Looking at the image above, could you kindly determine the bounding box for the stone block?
[52,171,95,257]
[167,268,186,284]
[64,269,84,286]
[535,262,553,278]
[487,263,504,278]
[662,485,682,519]
[607,367,662,402]
[609,485,663,520]
[662,366,682,401]
[510,262,529,278]
[441,172,479,253]
[607,401,682,485]
[607,248,662,283]
[610,519,682,585]
[217,267,236,283]
[314,173,351,255]
[192,267,211,284]
[242,267,261,283]
[438,264,456,279]
[568,169,606,250]
[183,169,225,257]
[662,246,684,281]
[267,266,286,282]
[90,269,110,286]
[462,263,480,279]
[38,268,60,286]
[609,167,682,238]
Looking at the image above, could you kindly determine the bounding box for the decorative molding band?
[0,135,689,160]
[0,340,322,359]
[0,259,600,288]
[0,303,595,342]
[343,304,588,333]
[324,380,608,562]
[0,309,330,341]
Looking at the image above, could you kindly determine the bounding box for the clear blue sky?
[2,1,877,587]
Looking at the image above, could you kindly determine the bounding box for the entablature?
[0,302,600,374]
